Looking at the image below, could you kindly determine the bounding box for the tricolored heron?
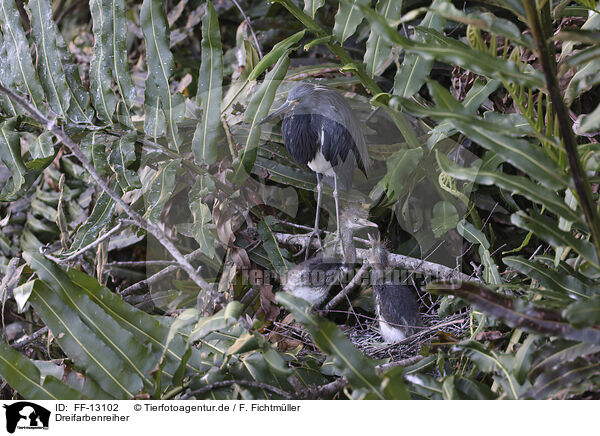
[369,237,422,343]
[282,206,377,307]
[260,84,370,257]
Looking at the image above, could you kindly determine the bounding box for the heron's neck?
[341,230,356,264]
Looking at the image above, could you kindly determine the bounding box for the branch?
[13,327,49,350]
[0,85,215,300]
[375,355,424,375]
[524,2,600,259]
[274,231,474,283]
[324,262,370,311]
[181,379,293,399]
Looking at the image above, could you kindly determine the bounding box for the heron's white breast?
[308,150,335,177]
[288,286,328,306]
[378,318,407,343]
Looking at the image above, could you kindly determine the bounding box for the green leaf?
[27,0,71,119]
[257,216,291,276]
[0,341,81,399]
[503,256,595,299]
[437,153,583,225]
[0,119,30,200]
[143,159,180,224]
[192,1,223,165]
[563,296,600,328]
[334,0,369,45]
[232,53,290,184]
[430,201,458,237]
[105,0,136,124]
[364,0,402,78]
[428,282,600,345]
[80,132,110,177]
[189,302,242,342]
[141,0,184,149]
[89,0,117,123]
[189,176,216,259]
[525,359,600,399]
[378,147,423,201]
[247,31,304,81]
[394,0,447,98]
[0,0,45,110]
[303,0,324,18]
[65,181,119,255]
[511,210,600,270]
[109,132,141,192]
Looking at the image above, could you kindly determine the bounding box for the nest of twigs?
[268,290,472,363]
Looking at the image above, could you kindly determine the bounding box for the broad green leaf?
[192,1,223,165]
[189,176,216,259]
[189,302,242,342]
[0,119,29,200]
[65,181,119,255]
[428,282,600,345]
[364,0,402,78]
[525,359,600,399]
[80,131,110,177]
[430,201,458,237]
[257,216,291,276]
[437,153,583,225]
[27,277,141,398]
[503,256,595,299]
[0,341,81,399]
[104,0,135,124]
[0,0,45,109]
[457,219,500,284]
[89,0,117,123]
[143,159,180,224]
[579,101,600,134]
[25,253,158,391]
[529,339,600,379]
[563,296,600,328]
[394,0,447,98]
[511,210,600,270]
[455,340,526,399]
[109,132,141,191]
[0,31,18,115]
[378,147,423,201]
[334,0,369,44]
[67,269,210,375]
[247,31,304,81]
[27,0,71,118]
[303,0,324,18]
[141,0,185,149]
[232,53,290,184]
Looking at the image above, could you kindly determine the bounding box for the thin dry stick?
[0,85,213,297]
[56,221,124,262]
[121,247,205,295]
[13,326,49,349]
[182,379,292,399]
[230,0,263,58]
[324,262,370,311]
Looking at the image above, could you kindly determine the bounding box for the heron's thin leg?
[333,172,341,249]
[303,173,322,260]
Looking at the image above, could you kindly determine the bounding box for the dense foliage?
[0,0,598,399]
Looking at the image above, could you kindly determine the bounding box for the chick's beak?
[259,100,294,125]
[357,218,378,230]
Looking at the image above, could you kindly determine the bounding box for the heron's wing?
[281,114,320,165]
[321,91,371,174]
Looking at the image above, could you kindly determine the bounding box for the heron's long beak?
[358,218,378,229]
[259,100,294,125]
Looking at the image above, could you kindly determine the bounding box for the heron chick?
[369,237,422,343]
[261,84,370,258]
[282,207,377,307]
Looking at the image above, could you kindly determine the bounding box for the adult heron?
[282,206,377,307]
[260,84,370,257]
[368,236,422,343]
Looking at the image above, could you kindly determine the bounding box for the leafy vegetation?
[0,0,599,400]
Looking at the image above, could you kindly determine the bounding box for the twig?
[181,379,292,399]
[120,247,205,295]
[274,231,474,283]
[230,0,263,58]
[54,221,124,262]
[289,376,348,399]
[375,355,424,375]
[323,262,369,311]
[0,85,215,300]
[13,326,49,349]
[105,260,178,268]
